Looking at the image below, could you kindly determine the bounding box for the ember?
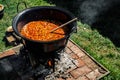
[47,60,53,67]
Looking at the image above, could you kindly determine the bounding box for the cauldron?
[12,6,77,54]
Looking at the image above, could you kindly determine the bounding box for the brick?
[76,76,89,80]
[70,68,81,79]
[86,71,97,80]
[70,66,92,79]
[70,46,85,57]
[76,51,86,58]
[81,56,99,70]
[67,41,85,58]
[69,45,78,52]
[86,68,104,80]
[73,58,85,67]
[0,49,15,58]
[81,56,94,64]
[65,47,72,54]
[67,41,74,48]
[94,69,102,78]
[69,52,79,60]
[87,62,99,70]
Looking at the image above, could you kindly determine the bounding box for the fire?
[47,60,52,67]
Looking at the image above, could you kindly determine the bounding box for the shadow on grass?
[45,0,120,47]
[91,3,120,47]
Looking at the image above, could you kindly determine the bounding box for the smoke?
[48,0,120,25]
[79,0,120,25]
[47,0,120,46]
[79,0,110,25]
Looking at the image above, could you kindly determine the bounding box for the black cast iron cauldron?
[12,6,77,54]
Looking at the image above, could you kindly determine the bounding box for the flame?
[48,60,52,67]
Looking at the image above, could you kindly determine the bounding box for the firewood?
[6,35,16,43]
[6,26,13,32]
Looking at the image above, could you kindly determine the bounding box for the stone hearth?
[0,40,109,80]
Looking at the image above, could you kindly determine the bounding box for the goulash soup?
[20,21,66,41]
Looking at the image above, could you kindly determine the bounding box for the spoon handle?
[50,18,78,33]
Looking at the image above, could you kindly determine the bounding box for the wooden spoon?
[50,18,77,33]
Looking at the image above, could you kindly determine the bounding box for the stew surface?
[20,21,66,41]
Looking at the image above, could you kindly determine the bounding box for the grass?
[0,0,120,79]
[71,22,120,80]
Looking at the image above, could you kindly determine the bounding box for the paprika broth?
[20,21,66,41]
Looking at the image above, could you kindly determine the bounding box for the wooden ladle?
[50,18,78,33]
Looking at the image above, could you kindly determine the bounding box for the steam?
[48,0,120,25]
[79,0,113,25]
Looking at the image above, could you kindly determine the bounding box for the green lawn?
[1,0,120,80]
[71,22,120,80]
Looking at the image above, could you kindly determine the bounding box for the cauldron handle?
[69,26,77,36]
[17,1,27,13]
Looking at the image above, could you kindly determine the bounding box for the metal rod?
[50,18,78,33]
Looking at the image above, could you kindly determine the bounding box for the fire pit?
[0,40,110,80]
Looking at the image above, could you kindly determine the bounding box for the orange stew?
[20,21,66,41]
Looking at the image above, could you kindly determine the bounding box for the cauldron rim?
[12,6,77,43]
